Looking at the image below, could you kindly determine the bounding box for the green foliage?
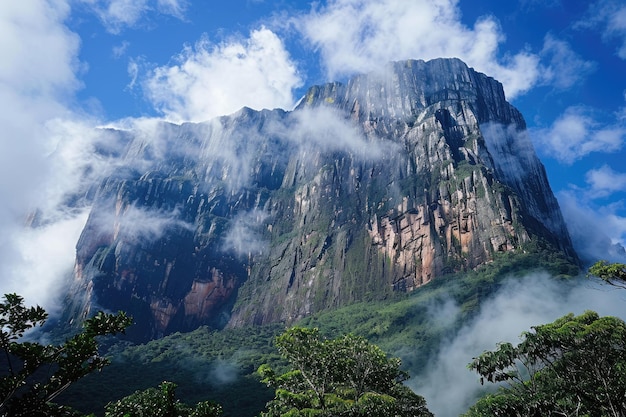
[259,327,433,417]
[465,311,626,416]
[104,381,222,417]
[61,248,579,416]
[589,260,626,289]
[0,293,132,416]
[58,325,281,416]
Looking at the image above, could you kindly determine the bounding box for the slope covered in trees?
[7,256,626,416]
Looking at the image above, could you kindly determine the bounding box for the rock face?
[66,58,577,341]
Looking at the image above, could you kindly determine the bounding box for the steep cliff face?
[66,58,577,340]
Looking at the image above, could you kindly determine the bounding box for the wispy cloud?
[586,165,626,197]
[112,40,130,59]
[539,34,596,89]
[532,106,625,164]
[138,28,302,122]
[222,209,270,257]
[156,0,188,20]
[100,205,194,243]
[272,106,392,160]
[79,0,189,34]
[578,0,626,59]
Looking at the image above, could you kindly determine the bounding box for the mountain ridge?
[63,58,578,341]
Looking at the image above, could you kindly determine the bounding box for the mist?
[222,209,270,258]
[410,272,626,416]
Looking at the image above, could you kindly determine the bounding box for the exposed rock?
[64,58,578,341]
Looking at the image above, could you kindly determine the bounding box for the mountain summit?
[66,58,578,341]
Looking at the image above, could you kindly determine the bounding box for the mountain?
[64,58,578,342]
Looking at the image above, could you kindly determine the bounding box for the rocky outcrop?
[65,58,578,341]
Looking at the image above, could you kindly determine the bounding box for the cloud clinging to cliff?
[0,1,90,310]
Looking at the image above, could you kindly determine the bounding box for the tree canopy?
[465,310,626,416]
[0,293,132,416]
[258,326,433,417]
[104,381,222,417]
[589,260,626,289]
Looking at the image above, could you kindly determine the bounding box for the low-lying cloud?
[411,272,626,417]
[273,106,392,160]
[222,209,270,258]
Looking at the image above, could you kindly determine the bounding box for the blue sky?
[1,0,626,307]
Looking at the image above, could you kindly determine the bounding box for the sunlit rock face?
[65,58,577,341]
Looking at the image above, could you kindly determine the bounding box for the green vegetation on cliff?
[58,247,577,416]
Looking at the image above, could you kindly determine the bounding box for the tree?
[0,293,132,416]
[588,260,626,289]
[465,311,626,416]
[104,381,222,417]
[258,326,433,417]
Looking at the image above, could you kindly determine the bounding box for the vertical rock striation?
[65,58,577,341]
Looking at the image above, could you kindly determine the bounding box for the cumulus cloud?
[3,211,90,317]
[532,106,626,164]
[79,0,188,34]
[139,28,302,123]
[411,272,626,416]
[0,2,96,311]
[578,0,626,59]
[295,0,587,99]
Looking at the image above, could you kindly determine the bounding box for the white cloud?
[0,2,114,313]
[80,0,148,34]
[140,28,302,122]
[80,0,188,34]
[532,106,625,164]
[0,2,81,99]
[579,0,626,59]
[4,211,90,317]
[296,0,567,99]
[586,165,626,197]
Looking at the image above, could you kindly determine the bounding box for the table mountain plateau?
[63,58,578,341]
